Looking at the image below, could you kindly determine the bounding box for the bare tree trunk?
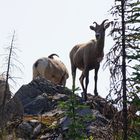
[121,0,128,140]
[1,31,15,122]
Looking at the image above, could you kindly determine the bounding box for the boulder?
[14,78,71,115]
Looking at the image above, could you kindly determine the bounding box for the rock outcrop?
[2,78,117,139]
[14,78,71,115]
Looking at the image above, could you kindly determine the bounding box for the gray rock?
[0,96,23,128]
[60,108,109,132]
[16,122,33,139]
[14,78,71,115]
[32,123,42,138]
[24,94,49,114]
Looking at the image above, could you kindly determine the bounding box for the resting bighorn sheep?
[69,19,110,101]
[33,54,69,86]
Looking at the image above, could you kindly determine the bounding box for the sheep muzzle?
[95,33,100,40]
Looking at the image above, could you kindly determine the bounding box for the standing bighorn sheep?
[33,54,69,86]
[69,19,110,101]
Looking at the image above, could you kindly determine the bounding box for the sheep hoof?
[81,92,87,101]
[81,92,84,98]
[94,91,98,96]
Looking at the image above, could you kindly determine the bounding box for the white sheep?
[69,19,110,101]
[33,54,69,86]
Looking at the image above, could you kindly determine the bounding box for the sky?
[0,0,114,97]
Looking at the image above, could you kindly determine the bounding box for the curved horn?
[48,53,59,59]
[101,19,109,25]
[93,21,98,27]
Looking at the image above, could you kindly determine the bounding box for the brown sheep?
[33,54,69,86]
[69,19,110,101]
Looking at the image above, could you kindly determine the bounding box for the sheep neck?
[96,36,105,55]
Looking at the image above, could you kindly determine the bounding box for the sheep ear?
[90,26,95,31]
[104,22,110,29]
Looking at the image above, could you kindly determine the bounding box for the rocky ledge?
[0,78,128,140]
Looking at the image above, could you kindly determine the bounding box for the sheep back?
[70,40,102,71]
[33,57,69,85]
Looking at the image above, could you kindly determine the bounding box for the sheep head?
[89,19,110,40]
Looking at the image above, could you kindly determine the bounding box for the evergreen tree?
[105,0,140,106]
[105,0,140,139]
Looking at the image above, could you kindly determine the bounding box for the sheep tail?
[48,53,59,59]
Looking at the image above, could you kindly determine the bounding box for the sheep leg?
[79,73,85,99]
[94,65,99,96]
[72,66,76,90]
[80,69,89,101]
[85,70,89,100]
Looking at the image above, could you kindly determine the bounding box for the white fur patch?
[36,58,49,75]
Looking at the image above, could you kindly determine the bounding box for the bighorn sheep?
[33,54,69,86]
[69,19,110,101]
